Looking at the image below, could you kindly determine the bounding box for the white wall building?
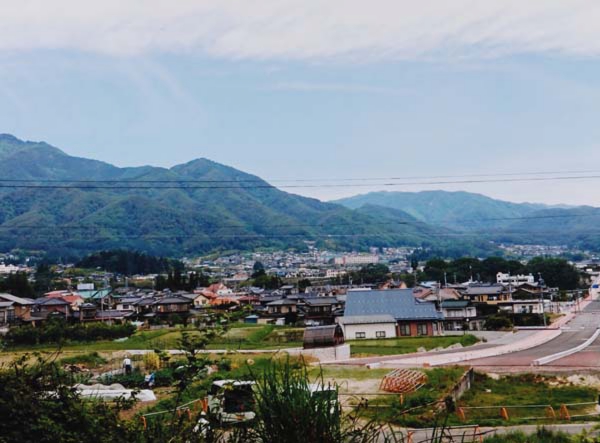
[334,255,379,266]
[498,300,543,315]
[337,315,397,340]
[496,272,535,285]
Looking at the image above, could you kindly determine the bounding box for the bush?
[4,319,137,346]
[484,314,513,330]
[143,352,161,371]
[59,352,107,368]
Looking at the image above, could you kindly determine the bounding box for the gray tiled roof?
[0,293,34,305]
[465,285,506,295]
[266,299,297,306]
[344,289,443,321]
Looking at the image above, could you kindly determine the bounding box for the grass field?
[349,334,479,356]
[2,324,304,354]
[454,373,598,426]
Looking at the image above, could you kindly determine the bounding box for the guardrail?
[532,327,600,366]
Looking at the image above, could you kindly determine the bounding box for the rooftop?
[344,289,443,321]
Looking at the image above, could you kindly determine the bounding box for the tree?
[423,258,448,282]
[525,258,580,290]
[298,278,312,293]
[351,264,390,284]
[0,272,34,298]
[253,273,282,290]
[0,353,138,443]
[76,249,184,276]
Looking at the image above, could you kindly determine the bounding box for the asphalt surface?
[465,301,600,369]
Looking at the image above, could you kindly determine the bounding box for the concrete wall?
[287,344,351,362]
[342,323,397,340]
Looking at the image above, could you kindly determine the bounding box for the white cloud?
[1,1,600,60]
[270,81,408,95]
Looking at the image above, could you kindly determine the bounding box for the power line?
[0,174,600,189]
[1,169,599,184]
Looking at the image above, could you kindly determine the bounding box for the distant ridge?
[334,190,600,251]
[0,134,495,258]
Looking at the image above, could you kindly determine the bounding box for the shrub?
[59,352,107,368]
[143,352,161,371]
[484,314,513,330]
[4,319,137,346]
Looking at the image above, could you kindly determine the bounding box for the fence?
[456,400,599,423]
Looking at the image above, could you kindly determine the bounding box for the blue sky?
[2,1,600,205]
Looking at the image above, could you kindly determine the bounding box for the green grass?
[349,334,479,356]
[4,328,185,352]
[206,325,304,350]
[2,325,306,353]
[363,366,469,427]
[454,373,598,426]
[59,351,107,368]
[318,366,391,381]
[484,428,577,443]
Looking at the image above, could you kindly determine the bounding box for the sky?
[2,1,600,205]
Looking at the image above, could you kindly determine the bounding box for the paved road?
[464,301,600,369]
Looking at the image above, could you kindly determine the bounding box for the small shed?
[244,314,259,324]
[303,324,345,349]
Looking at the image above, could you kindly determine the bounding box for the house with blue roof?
[342,289,444,338]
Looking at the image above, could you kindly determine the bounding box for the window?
[417,323,428,336]
[355,332,366,339]
[376,331,386,339]
[399,324,411,336]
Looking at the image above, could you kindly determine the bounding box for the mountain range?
[334,191,600,251]
[1,133,598,259]
[0,134,493,258]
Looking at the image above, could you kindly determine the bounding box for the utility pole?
[539,272,547,327]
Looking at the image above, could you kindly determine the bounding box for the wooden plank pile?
[379,368,428,394]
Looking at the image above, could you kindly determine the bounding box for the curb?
[533,327,600,366]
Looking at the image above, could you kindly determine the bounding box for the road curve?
[464,300,600,369]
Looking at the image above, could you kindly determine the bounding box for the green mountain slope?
[496,206,600,250]
[0,134,491,257]
[334,190,549,230]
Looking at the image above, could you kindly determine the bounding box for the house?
[32,297,71,319]
[45,292,84,312]
[207,283,233,296]
[337,315,397,339]
[0,301,14,325]
[301,297,341,326]
[153,296,192,315]
[279,285,297,296]
[0,293,34,323]
[266,299,297,316]
[440,300,481,331]
[115,297,142,311]
[463,284,511,304]
[344,289,444,337]
[180,292,210,308]
[78,303,98,322]
[498,300,544,315]
[303,324,345,349]
[415,287,462,304]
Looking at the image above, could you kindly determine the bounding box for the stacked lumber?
[379,369,427,394]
